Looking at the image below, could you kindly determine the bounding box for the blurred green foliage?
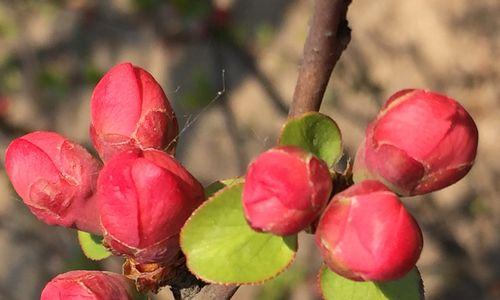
[255,23,275,48]
[64,241,102,272]
[0,17,16,39]
[131,0,163,11]
[170,0,211,18]
[37,67,69,106]
[83,65,104,85]
[258,264,307,300]
[469,197,491,216]
[0,60,21,92]
[181,69,216,110]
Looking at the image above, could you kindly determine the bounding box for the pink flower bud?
[41,270,131,300]
[97,149,204,264]
[242,146,332,236]
[315,180,423,282]
[354,89,478,196]
[90,62,178,161]
[5,131,102,234]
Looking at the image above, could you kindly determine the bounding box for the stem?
[289,0,351,117]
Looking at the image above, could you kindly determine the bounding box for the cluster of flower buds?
[41,271,132,300]
[242,89,478,282]
[5,57,480,297]
[4,62,205,296]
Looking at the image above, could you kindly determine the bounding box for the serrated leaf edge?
[180,182,298,285]
[317,265,426,300]
[415,267,425,300]
[185,244,297,286]
[278,111,343,165]
[77,231,112,261]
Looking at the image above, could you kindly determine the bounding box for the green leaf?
[181,182,297,284]
[319,266,424,300]
[77,231,112,261]
[279,112,342,166]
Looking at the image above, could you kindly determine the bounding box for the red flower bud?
[90,62,178,161]
[315,180,423,282]
[41,270,131,300]
[5,131,102,234]
[97,149,204,264]
[242,146,332,236]
[354,89,478,196]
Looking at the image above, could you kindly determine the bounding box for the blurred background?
[0,0,498,299]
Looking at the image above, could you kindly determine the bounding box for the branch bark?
[175,1,351,299]
[192,285,239,300]
[289,0,351,117]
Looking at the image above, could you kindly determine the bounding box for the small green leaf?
[279,112,342,166]
[181,182,297,284]
[319,266,424,300]
[77,231,112,261]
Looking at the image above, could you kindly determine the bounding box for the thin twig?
[289,0,351,117]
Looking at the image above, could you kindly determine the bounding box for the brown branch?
[289,0,352,117]
[192,285,239,300]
